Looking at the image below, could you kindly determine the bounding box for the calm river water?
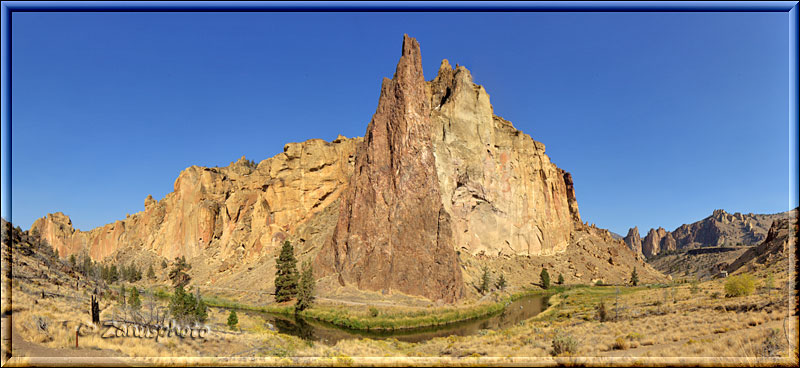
[241,294,550,344]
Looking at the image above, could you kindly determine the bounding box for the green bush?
[725,273,756,297]
[540,268,550,290]
[551,331,578,356]
[227,310,238,330]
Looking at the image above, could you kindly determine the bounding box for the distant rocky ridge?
[726,214,798,274]
[29,35,662,302]
[623,208,797,260]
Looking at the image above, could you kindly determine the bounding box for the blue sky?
[6,10,797,236]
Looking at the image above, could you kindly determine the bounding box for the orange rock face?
[315,35,464,303]
[31,138,361,263]
[30,34,600,302]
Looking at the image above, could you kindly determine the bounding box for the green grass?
[143,286,562,331]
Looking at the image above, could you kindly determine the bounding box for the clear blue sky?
[6,11,797,236]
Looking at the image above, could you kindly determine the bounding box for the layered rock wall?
[427,60,580,257]
[31,137,361,262]
[315,35,464,302]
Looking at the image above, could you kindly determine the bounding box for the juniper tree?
[295,261,315,312]
[540,268,551,289]
[274,241,299,303]
[480,266,491,295]
[147,264,156,280]
[227,310,238,330]
[169,256,191,288]
[630,267,639,286]
[129,287,141,310]
[557,273,565,285]
[497,273,507,291]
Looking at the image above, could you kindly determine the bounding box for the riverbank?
[152,286,562,331]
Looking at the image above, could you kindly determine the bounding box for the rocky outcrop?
[623,227,643,258]
[642,227,668,259]
[427,59,580,257]
[727,215,798,274]
[315,35,463,302]
[31,137,361,263]
[639,208,796,259]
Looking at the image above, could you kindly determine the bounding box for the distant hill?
[622,208,797,259]
[643,209,797,280]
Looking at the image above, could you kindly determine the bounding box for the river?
[241,294,550,344]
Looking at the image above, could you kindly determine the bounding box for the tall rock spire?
[315,35,464,302]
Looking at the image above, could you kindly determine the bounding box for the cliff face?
[31,137,361,263]
[30,34,632,302]
[427,60,580,257]
[623,226,643,258]
[727,215,798,274]
[315,35,464,302]
[639,209,797,259]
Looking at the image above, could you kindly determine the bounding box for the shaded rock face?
[31,137,361,263]
[315,35,464,302]
[642,227,668,259]
[427,59,580,257]
[727,214,798,274]
[638,208,797,259]
[623,227,643,258]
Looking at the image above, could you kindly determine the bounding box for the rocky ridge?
[29,35,664,302]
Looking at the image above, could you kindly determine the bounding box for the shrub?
[227,310,238,330]
[725,273,756,297]
[551,331,578,356]
[690,279,700,294]
[369,306,379,318]
[596,300,609,322]
[612,336,629,350]
[557,273,565,285]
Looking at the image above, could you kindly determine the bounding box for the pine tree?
[147,264,156,279]
[557,273,565,285]
[540,268,551,289]
[129,287,141,310]
[496,273,507,291]
[169,256,191,288]
[69,254,76,268]
[194,290,208,323]
[274,241,299,303]
[227,310,238,330]
[161,259,168,269]
[480,266,491,295]
[630,267,639,286]
[119,285,126,307]
[295,261,315,312]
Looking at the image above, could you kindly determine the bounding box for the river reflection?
[240,294,550,345]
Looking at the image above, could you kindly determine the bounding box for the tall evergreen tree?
[480,266,491,295]
[558,273,565,285]
[147,264,156,279]
[496,273,507,291]
[540,268,551,289]
[295,261,315,312]
[274,241,299,302]
[129,287,141,310]
[169,256,192,287]
[630,267,639,286]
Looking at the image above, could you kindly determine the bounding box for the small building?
[719,270,728,278]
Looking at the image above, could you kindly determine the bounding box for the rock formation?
[314,35,463,302]
[727,215,798,274]
[31,137,361,263]
[638,208,796,259]
[623,227,643,258]
[427,59,580,257]
[30,34,664,302]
